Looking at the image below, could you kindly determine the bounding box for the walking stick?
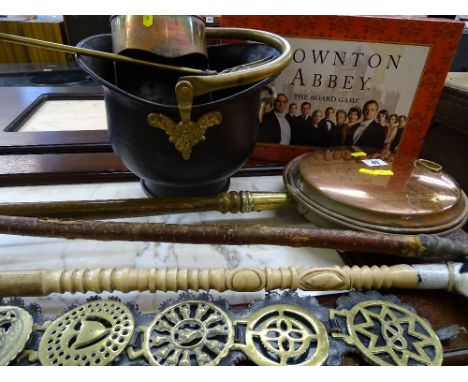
[0,214,467,261]
[0,263,466,297]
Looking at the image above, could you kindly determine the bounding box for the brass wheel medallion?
[243,304,329,366]
[333,300,443,366]
[137,300,234,365]
[0,306,34,365]
[38,300,134,366]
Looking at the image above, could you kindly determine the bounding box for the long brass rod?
[0,32,210,75]
[0,191,291,219]
[0,263,465,297]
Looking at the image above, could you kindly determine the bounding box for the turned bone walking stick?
[0,263,467,297]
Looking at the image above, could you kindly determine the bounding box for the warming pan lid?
[283,147,468,235]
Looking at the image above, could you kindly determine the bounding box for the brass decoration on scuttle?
[0,306,34,365]
[331,300,443,366]
[238,304,329,366]
[128,300,234,365]
[35,300,134,366]
[147,80,222,160]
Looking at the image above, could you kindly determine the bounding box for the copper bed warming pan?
[1,148,467,263]
[282,148,468,236]
[1,147,465,236]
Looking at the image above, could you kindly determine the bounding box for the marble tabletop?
[0,175,344,315]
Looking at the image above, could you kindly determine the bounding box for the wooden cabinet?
[0,17,71,64]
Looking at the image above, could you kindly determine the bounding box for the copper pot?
[110,15,208,70]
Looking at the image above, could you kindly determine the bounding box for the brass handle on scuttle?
[181,27,292,97]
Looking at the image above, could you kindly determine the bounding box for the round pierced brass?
[345,300,442,366]
[0,306,34,365]
[38,300,134,366]
[243,304,329,366]
[141,300,234,365]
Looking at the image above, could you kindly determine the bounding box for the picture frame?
[3,91,104,133]
[222,15,465,159]
[0,86,126,185]
[0,86,109,155]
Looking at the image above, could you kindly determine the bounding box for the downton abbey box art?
[221,16,464,158]
[267,37,429,151]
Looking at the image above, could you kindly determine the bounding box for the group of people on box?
[257,93,406,152]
